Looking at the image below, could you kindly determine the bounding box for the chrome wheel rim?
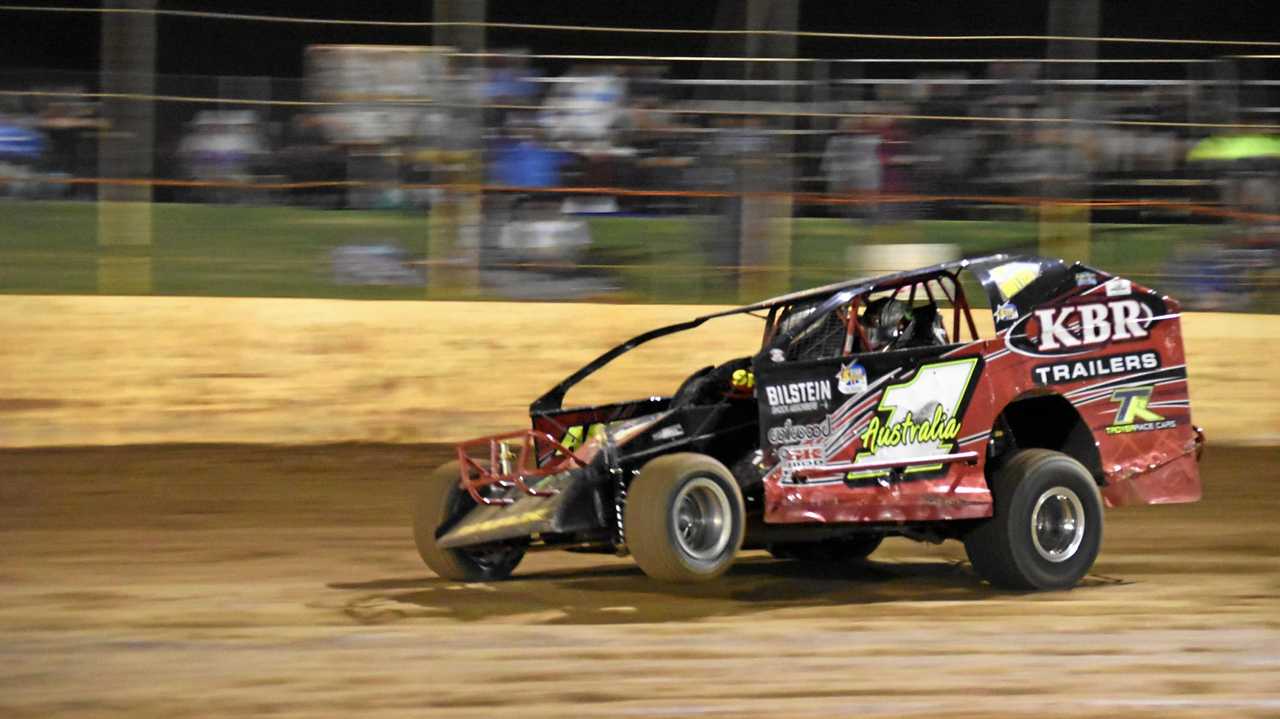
[1031,486,1086,563]
[671,477,732,561]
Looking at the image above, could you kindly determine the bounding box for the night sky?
[2,0,1275,79]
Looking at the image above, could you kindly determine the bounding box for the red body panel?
[764,341,995,524]
[763,276,1201,525]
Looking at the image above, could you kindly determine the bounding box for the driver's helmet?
[861,297,909,350]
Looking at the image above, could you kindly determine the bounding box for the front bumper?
[436,429,604,550]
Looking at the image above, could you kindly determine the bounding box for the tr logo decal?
[1110,386,1164,425]
[1105,386,1177,435]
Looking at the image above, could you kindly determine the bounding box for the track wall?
[0,296,1272,446]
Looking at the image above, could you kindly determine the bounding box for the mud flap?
[436,470,601,549]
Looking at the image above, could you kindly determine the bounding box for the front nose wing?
[436,429,602,549]
[436,469,594,549]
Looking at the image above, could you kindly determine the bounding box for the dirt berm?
[0,296,1275,445]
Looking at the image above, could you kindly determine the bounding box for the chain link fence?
[1,51,1278,309]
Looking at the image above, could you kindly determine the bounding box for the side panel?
[997,276,1201,506]
[757,343,996,524]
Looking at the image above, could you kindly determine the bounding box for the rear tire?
[413,461,526,581]
[625,453,745,583]
[964,449,1103,590]
[768,534,884,562]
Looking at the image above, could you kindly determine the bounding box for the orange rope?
[4,175,1279,223]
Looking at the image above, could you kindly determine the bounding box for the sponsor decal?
[777,444,826,481]
[1006,297,1160,357]
[651,424,684,441]
[769,348,786,363]
[994,301,1019,323]
[1033,350,1160,385]
[778,445,824,469]
[836,361,868,396]
[988,261,1043,301]
[767,417,832,445]
[1105,278,1132,297]
[1076,271,1099,287]
[1105,386,1176,435]
[1036,300,1149,350]
[846,357,980,479]
[859,404,962,455]
[764,379,833,416]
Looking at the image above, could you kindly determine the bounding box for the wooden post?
[97,0,156,294]
[738,0,795,303]
[428,0,485,298]
[1041,0,1098,264]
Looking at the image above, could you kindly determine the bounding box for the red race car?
[414,255,1203,590]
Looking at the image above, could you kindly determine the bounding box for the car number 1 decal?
[847,357,980,479]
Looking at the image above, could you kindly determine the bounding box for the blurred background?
[1,0,1278,309]
[3,10,1279,718]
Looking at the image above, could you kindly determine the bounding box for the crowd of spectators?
[1,58,1273,228]
[816,63,1239,223]
[0,89,102,198]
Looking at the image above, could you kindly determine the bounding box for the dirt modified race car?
[415,255,1204,590]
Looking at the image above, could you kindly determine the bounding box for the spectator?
[538,63,627,150]
[176,110,267,203]
[36,92,102,198]
[488,121,569,191]
[821,116,882,222]
[870,110,914,221]
[484,53,540,130]
[279,113,346,208]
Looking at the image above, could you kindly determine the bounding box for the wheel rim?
[671,477,733,561]
[1030,486,1086,563]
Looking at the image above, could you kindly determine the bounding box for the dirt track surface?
[2,444,1278,717]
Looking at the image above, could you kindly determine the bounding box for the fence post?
[97,0,156,294]
[1041,0,1097,264]
[738,0,794,303]
[427,0,485,299]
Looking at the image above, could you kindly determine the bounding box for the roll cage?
[530,254,1074,415]
[763,269,983,361]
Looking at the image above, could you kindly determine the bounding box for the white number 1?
[849,357,980,477]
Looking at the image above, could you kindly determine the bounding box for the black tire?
[768,534,884,562]
[413,461,526,582]
[964,449,1103,590]
[625,453,745,583]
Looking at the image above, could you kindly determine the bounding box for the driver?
[860,297,909,351]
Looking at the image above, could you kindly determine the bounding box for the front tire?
[625,453,745,583]
[964,449,1103,590]
[413,461,526,581]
